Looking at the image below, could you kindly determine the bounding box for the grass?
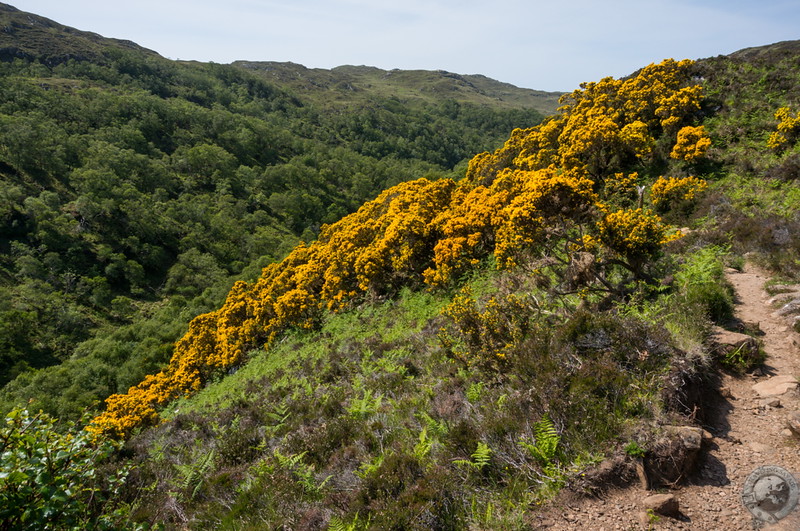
[123,256,717,529]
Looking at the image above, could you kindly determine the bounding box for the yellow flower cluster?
[650,175,708,211]
[91,178,455,437]
[767,107,800,150]
[471,60,705,181]
[669,125,711,161]
[91,59,706,438]
[597,208,673,268]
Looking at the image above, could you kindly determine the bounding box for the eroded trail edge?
[542,265,800,530]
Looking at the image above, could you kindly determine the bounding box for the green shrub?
[0,408,135,530]
[674,246,734,323]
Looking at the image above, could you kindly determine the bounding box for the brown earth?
[537,264,800,530]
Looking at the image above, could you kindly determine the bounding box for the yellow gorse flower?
[92,59,706,438]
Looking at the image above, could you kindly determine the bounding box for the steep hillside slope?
[72,58,741,529]
[76,43,800,528]
[0,3,548,419]
[3,3,800,526]
[0,3,159,63]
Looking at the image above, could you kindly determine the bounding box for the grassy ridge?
[236,61,562,114]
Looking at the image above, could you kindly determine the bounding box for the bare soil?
[537,264,800,530]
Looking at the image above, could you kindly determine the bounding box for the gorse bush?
[91,58,710,438]
[650,175,708,213]
[768,107,800,150]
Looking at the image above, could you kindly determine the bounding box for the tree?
[0,408,134,530]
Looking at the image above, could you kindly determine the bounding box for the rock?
[762,397,782,408]
[710,326,761,367]
[767,284,800,295]
[575,454,638,493]
[643,426,706,488]
[777,299,800,317]
[768,292,800,305]
[668,426,703,452]
[748,441,771,453]
[641,493,680,517]
[773,226,791,246]
[782,428,794,437]
[787,411,800,437]
[752,375,799,397]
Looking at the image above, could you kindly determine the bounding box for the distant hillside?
[726,39,800,62]
[0,3,159,64]
[0,2,560,116]
[235,61,562,115]
[0,3,550,422]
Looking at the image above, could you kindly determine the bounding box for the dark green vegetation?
[0,3,549,419]
[0,408,134,530]
[2,1,800,528]
[690,41,800,277]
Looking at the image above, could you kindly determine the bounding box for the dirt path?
[539,264,800,530]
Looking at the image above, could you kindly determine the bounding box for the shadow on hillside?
[691,369,732,487]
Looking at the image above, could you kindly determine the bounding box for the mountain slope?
[0,3,550,419]
[84,58,730,528]
[84,42,800,528]
[0,3,159,63]
[3,3,800,528]
[235,61,562,115]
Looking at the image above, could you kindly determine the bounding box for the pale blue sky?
[13,0,800,92]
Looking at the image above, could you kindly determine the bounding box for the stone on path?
[641,493,680,517]
[710,326,761,366]
[752,374,799,397]
[787,411,800,437]
[776,299,800,317]
[748,441,771,453]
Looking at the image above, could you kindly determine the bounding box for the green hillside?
[235,61,562,114]
[94,46,798,527]
[0,3,159,63]
[0,2,548,419]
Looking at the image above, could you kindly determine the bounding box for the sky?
[13,0,800,92]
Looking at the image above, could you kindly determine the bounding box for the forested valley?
[0,3,550,420]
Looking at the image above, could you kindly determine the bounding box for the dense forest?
[0,3,550,420]
[3,3,800,530]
